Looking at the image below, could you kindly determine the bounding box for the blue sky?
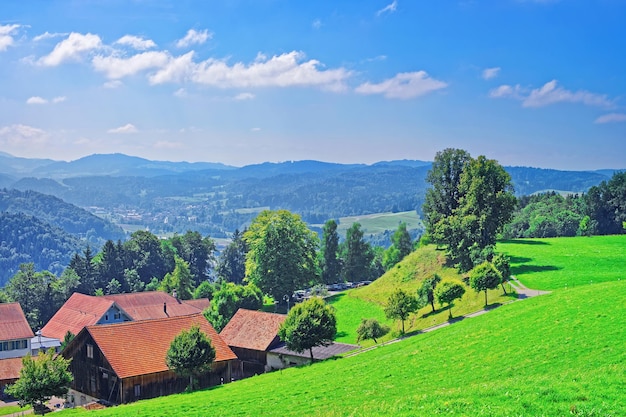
[0,0,624,170]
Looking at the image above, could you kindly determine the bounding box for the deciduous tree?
[6,349,73,414]
[278,297,337,363]
[356,318,390,344]
[435,281,466,319]
[203,282,263,331]
[384,288,419,334]
[166,325,215,391]
[417,274,442,313]
[244,210,319,302]
[469,262,502,306]
[216,229,247,284]
[320,220,342,284]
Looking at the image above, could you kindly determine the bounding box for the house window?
[0,342,5,351]
[105,314,109,321]
[134,384,141,397]
[21,340,28,349]
[90,375,96,393]
[114,312,121,320]
[87,344,94,359]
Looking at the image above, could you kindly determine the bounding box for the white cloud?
[482,67,501,80]
[178,51,352,91]
[92,50,170,79]
[26,96,48,105]
[174,88,187,98]
[377,0,398,16]
[115,35,156,50]
[176,29,212,48]
[355,71,447,99]
[312,19,322,29]
[523,80,612,108]
[251,127,261,132]
[52,96,66,103]
[0,124,49,146]
[490,80,613,108]
[108,123,138,134]
[103,80,123,89]
[148,52,195,85]
[594,113,626,124]
[234,92,255,101]
[33,31,68,42]
[0,24,20,51]
[39,32,102,66]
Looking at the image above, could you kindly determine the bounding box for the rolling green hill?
[497,235,626,290]
[59,280,626,416]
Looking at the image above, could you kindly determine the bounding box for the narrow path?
[345,277,549,358]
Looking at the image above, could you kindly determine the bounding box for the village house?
[61,313,236,405]
[219,308,286,377]
[0,303,34,399]
[220,308,359,375]
[40,291,210,341]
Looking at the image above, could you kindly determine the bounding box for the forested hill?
[0,189,125,242]
[0,212,85,286]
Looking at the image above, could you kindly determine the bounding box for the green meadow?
[311,210,423,235]
[497,235,626,290]
[59,280,626,417]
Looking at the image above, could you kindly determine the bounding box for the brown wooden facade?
[63,329,233,404]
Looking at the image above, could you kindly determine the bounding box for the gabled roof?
[269,341,359,360]
[181,298,211,311]
[40,293,114,340]
[220,309,286,351]
[0,357,23,382]
[41,291,210,341]
[0,303,35,341]
[85,313,236,379]
[102,292,207,321]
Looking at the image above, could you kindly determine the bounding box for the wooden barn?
[62,313,236,404]
[219,308,286,378]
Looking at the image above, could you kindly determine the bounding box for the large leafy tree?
[384,288,419,334]
[340,222,374,282]
[166,325,215,391]
[320,220,342,284]
[278,297,337,363]
[216,229,248,284]
[383,222,413,270]
[244,210,319,302]
[585,171,626,235]
[469,262,502,306]
[123,230,172,286]
[160,256,195,300]
[170,231,216,286]
[4,263,57,329]
[6,349,73,414]
[203,282,263,331]
[423,149,515,272]
[435,281,466,319]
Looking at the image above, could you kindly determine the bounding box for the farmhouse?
[219,308,286,377]
[267,341,359,369]
[0,303,34,360]
[41,291,209,341]
[62,313,236,405]
[0,357,22,400]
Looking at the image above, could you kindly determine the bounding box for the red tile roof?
[103,292,206,321]
[182,298,210,311]
[41,291,209,341]
[86,313,236,379]
[220,309,286,351]
[0,303,35,341]
[0,357,23,381]
[40,293,114,340]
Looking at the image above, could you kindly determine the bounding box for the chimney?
[172,289,178,300]
[163,302,167,316]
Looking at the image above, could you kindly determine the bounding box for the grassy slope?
[497,235,626,290]
[60,280,626,417]
[328,245,516,345]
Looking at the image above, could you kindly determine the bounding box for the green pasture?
[58,280,626,417]
[497,235,626,290]
[328,245,516,346]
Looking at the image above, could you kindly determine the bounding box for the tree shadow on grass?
[325,292,345,304]
[512,264,561,275]
[508,255,532,264]
[500,239,551,245]
[335,331,348,339]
